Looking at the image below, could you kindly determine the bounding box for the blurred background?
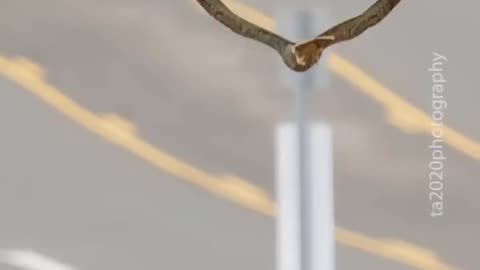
[0,0,478,270]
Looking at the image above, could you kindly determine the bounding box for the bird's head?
[282,43,323,72]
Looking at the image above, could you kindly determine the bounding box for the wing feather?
[315,0,402,47]
[196,0,293,53]
[196,0,402,71]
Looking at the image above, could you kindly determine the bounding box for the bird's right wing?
[196,0,294,53]
[311,0,402,49]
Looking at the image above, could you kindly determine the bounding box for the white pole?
[310,125,335,270]
[295,10,314,270]
[275,123,335,270]
[276,123,301,270]
[276,5,334,270]
[276,6,335,270]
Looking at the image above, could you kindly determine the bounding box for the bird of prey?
[196,0,402,72]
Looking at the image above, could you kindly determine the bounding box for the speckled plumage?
[196,0,402,72]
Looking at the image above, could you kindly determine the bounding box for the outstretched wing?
[312,0,402,48]
[197,0,402,71]
[195,0,293,53]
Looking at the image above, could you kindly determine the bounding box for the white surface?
[276,123,335,270]
[276,123,301,270]
[0,250,77,270]
[310,125,335,270]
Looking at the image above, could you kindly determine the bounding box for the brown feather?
[195,0,402,72]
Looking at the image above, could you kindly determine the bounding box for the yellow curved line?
[0,55,462,270]
[329,55,480,159]
[198,0,480,160]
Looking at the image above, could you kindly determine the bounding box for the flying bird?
[196,0,402,72]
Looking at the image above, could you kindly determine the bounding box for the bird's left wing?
[298,0,402,51]
[195,0,294,54]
